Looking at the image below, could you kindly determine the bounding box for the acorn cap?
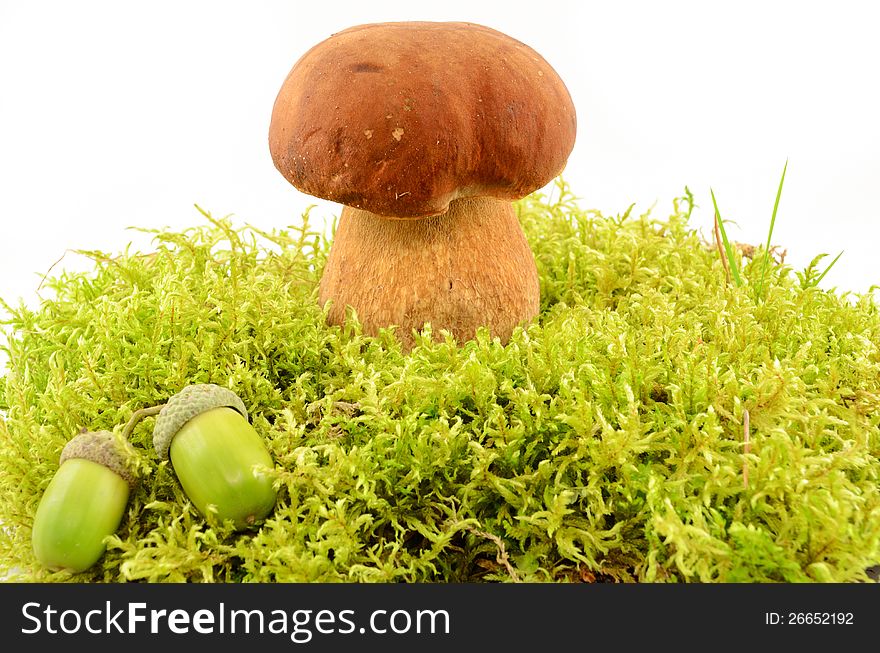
[269,21,577,219]
[152,384,249,461]
[60,430,138,489]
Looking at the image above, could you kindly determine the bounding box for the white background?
[1,0,879,313]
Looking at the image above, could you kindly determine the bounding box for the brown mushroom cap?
[269,21,577,218]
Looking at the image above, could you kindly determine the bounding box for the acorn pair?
[32,384,277,572]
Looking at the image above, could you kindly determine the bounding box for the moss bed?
[1,181,878,582]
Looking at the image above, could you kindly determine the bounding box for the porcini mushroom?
[269,22,576,348]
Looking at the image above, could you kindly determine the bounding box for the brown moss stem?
[122,404,166,441]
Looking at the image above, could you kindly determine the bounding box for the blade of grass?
[712,215,731,284]
[756,159,788,301]
[813,250,844,287]
[710,189,743,287]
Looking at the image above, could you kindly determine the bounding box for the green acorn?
[153,384,276,529]
[32,430,136,572]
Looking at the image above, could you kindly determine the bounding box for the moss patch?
[1,181,879,582]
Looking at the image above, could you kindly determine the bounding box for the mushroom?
[269,22,576,348]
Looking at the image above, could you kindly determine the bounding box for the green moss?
[1,180,878,582]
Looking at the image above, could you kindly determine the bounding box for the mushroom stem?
[318,196,539,349]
